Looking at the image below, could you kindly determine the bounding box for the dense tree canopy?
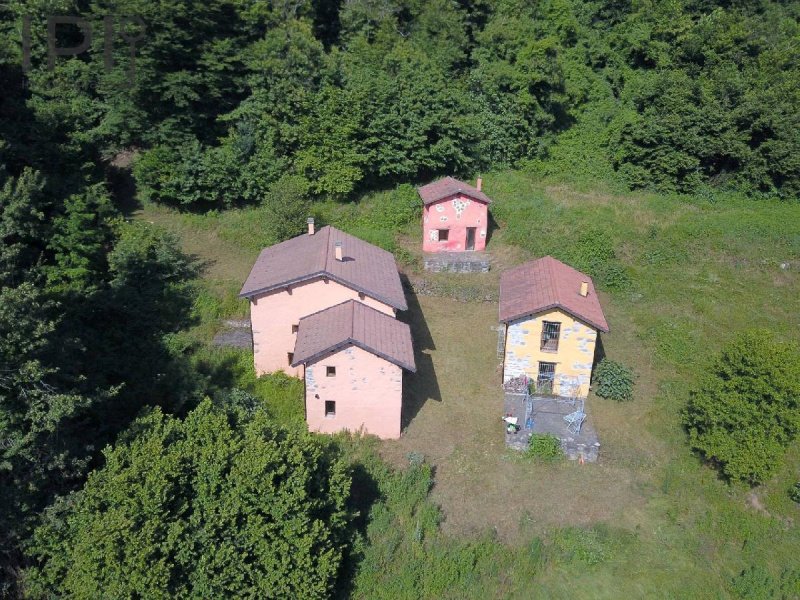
[25,400,352,598]
[6,0,797,207]
[1,0,799,594]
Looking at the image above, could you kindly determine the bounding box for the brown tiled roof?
[499,256,609,332]
[417,177,492,206]
[291,300,416,372]
[239,226,407,310]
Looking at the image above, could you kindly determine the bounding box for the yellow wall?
[503,308,598,397]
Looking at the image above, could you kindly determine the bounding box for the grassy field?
[133,172,800,598]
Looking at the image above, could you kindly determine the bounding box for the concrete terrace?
[504,393,600,462]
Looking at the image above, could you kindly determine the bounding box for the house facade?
[499,257,609,398]
[240,223,407,377]
[239,222,413,440]
[418,177,490,253]
[291,301,415,440]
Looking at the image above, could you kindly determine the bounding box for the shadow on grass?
[398,279,441,429]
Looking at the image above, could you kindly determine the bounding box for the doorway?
[465,227,476,251]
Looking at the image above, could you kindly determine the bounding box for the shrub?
[683,330,800,485]
[526,433,563,460]
[731,566,777,600]
[551,527,612,566]
[593,359,635,401]
[564,230,631,291]
[789,483,800,504]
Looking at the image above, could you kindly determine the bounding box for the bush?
[789,483,800,504]
[683,330,800,485]
[593,359,635,401]
[731,566,777,600]
[526,433,563,460]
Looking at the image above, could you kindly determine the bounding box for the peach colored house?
[239,223,407,377]
[499,257,609,398]
[291,300,415,439]
[418,177,491,253]
[240,222,414,439]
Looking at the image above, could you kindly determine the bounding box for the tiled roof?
[291,300,416,372]
[499,256,609,332]
[239,226,407,310]
[417,177,492,205]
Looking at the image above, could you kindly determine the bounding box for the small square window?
[325,400,336,417]
[326,366,336,377]
[287,352,294,365]
[291,324,299,334]
[438,229,449,241]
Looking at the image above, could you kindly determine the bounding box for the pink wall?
[304,345,403,440]
[250,279,394,376]
[422,194,489,253]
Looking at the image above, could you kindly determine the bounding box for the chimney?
[307,217,315,236]
[580,281,589,297]
[335,241,343,261]
[476,177,483,191]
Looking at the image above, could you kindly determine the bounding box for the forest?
[1,0,799,597]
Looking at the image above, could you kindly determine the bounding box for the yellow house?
[499,257,609,398]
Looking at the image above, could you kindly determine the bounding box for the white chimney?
[335,241,343,261]
[307,217,315,236]
[580,281,589,297]
[476,177,483,191]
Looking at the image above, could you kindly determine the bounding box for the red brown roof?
[417,177,492,206]
[499,256,609,332]
[291,300,416,372]
[239,226,407,310]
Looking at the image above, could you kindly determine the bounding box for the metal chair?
[563,410,586,435]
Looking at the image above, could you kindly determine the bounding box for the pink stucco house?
[418,177,491,253]
[291,300,415,439]
[239,220,413,439]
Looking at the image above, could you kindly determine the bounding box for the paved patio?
[503,394,600,462]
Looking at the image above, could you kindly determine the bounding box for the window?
[287,352,294,365]
[326,366,336,377]
[325,401,336,417]
[540,321,561,352]
[437,229,449,241]
[291,324,299,334]
[537,362,556,393]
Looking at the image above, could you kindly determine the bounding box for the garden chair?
[563,410,586,435]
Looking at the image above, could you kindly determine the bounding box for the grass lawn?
[133,172,800,597]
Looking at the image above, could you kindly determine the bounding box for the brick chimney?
[580,281,589,297]
[335,241,343,261]
[307,217,315,235]
[476,177,483,192]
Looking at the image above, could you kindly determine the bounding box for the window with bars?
[540,321,561,352]
[537,361,556,393]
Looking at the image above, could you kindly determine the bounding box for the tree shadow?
[398,277,441,429]
[334,461,382,599]
[107,155,141,217]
